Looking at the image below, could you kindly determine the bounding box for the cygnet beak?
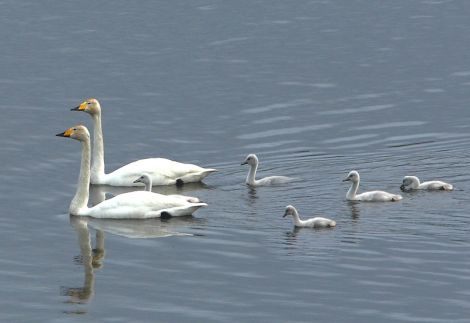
[283,211,288,218]
[241,161,248,165]
[342,177,350,182]
[400,184,405,191]
[133,178,142,184]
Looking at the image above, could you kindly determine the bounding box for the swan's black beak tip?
[56,131,66,137]
[71,106,80,111]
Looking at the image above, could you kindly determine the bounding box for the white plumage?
[401,176,453,191]
[343,170,402,202]
[241,153,292,186]
[71,98,216,186]
[57,125,207,219]
[283,205,336,228]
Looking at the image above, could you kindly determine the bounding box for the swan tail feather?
[178,169,217,183]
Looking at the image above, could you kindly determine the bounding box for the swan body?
[401,176,453,191]
[71,98,216,186]
[56,125,207,219]
[283,205,336,228]
[241,154,292,186]
[134,173,201,203]
[343,170,402,202]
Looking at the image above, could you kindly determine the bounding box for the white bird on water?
[283,205,336,228]
[71,98,216,186]
[56,125,207,219]
[241,154,292,186]
[400,176,453,191]
[343,170,402,202]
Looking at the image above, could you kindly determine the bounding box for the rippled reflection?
[347,201,361,220]
[62,215,199,310]
[61,216,102,305]
[246,186,258,205]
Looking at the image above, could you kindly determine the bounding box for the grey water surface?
[1,0,470,322]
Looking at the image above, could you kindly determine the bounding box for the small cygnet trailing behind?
[133,173,201,203]
[400,176,453,192]
[241,154,293,186]
[343,170,402,202]
[283,205,336,228]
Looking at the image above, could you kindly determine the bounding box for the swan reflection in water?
[61,216,102,305]
[62,186,205,306]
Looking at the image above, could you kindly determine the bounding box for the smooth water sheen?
[1,1,470,322]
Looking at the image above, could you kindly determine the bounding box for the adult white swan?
[133,173,201,203]
[283,205,336,228]
[71,98,216,186]
[343,170,402,202]
[56,125,207,218]
[400,176,453,191]
[241,154,292,186]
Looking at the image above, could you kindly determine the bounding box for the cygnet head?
[241,154,258,166]
[56,125,90,142]
[283,205,297,218]
[133,173,151,185]
[71,98,101,116]
[400,176,419,191]
[343,170,360,183]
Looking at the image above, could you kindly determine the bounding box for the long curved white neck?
[347,179,360,200]
[91,113,106,183]
[145,177,152,192]
[291,209,303,226]
[413,178,421,189]
[70,138,91,215]
[246,163,258,185]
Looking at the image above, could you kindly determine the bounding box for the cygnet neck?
[347,177,360,200]
[90,112,105,184]
[144,176,152,191]
[70,137,91,215]
[246,161,258,185]
[291,208,302,226]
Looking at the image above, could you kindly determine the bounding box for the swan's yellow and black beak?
[56,128,73,137]
[71,101,87,111]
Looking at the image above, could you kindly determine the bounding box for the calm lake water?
[1,1,470,322]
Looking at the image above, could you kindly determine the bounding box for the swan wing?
[421,181,453,191]
[356,190,402,202]
[303,217,336,228]
[86,191,205,219]
[105,158,216,186]
[256,176,293,186]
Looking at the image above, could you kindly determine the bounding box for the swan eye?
[73,128,77,131]
[87,102,91,105]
